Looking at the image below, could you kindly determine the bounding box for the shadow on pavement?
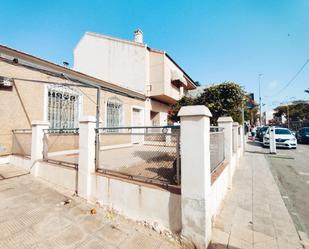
[208,242,240,249]
[245,140,270,155]
[246,140,263,147]
[245,150,269,155]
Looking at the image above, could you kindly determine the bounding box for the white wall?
[149,51,165,96]
[210,153,238,219]
[74,33,147,94]
[9,155,32,171]
[91,174,182,233]
[0,156,10,165]
[164,56,184,99]
[7,155,77,192]
[74,33,189,103]
[36,161,77,192]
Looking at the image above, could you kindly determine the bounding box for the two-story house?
[0,31,197,156]
[74,30,197,126]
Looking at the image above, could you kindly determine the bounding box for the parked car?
[256,126,269,142]
[263,127,297,149]
[296,127,309,144]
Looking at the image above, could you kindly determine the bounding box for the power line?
[268,58,309,98]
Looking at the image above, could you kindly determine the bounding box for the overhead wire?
[266,58,309,99]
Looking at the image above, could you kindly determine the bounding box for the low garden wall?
[91,173,182,233]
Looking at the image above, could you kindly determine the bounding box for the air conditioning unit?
[0,76,13,87]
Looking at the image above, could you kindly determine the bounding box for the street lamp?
[258,74,263,125]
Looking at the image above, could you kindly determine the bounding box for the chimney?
[63,61,69,68]
[134,29,143,44]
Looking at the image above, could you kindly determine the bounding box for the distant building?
[262,110,275,125]
[185,85,207,98]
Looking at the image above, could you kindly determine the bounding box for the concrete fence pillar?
[218,117,233,188]
[233,122,239,152]
[178,105,212,249]
[78,116,96,199]
[31,121,49,176]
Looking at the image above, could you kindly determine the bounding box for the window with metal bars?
[106,97,123,129]
[47,86,79,129]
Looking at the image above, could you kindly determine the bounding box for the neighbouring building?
[0,44,145,156]
[74,29,197,126]
[262,110,275,125]
[0,30,197,156]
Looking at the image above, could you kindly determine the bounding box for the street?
[248,140,309,238]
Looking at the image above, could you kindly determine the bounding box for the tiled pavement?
[0,164,182,249]
[211,143,303,249]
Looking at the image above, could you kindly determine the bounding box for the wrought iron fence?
[43,128,79,168]
[12,129,32,157]
[95,126,181,186]
[210,126,225,172]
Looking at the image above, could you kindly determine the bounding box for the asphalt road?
[247,140,309,237]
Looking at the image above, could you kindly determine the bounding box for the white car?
[263,127,297,149]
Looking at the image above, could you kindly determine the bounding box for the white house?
[74,29,197,126]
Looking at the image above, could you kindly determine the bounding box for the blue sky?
[1,0,309,111]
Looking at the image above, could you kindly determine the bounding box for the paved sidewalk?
[0,164,182,249]
[211,143,303,249]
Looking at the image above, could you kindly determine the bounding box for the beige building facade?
[0,31,196,156]
[0,45,145,156]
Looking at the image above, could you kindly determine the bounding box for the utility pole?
[258,74,263,125]
[287,104,290,129]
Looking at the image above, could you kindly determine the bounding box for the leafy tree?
[274,102,309,123]
[169,82,246,124]
[195,82,245,123]
[168,96,195,123]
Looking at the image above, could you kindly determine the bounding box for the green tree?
[168,96,195,123]
[274,102,309,122]
[195,82,245,124]
[169,82,246,124]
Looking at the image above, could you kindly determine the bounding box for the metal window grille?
[48,86,79,129]
[106,98,123,130]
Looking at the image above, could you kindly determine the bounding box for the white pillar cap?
[79,116,96,123]
[217,116,233,123]
[178,105,212,117]
[233,122,239,126]
[31,121,50,126]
